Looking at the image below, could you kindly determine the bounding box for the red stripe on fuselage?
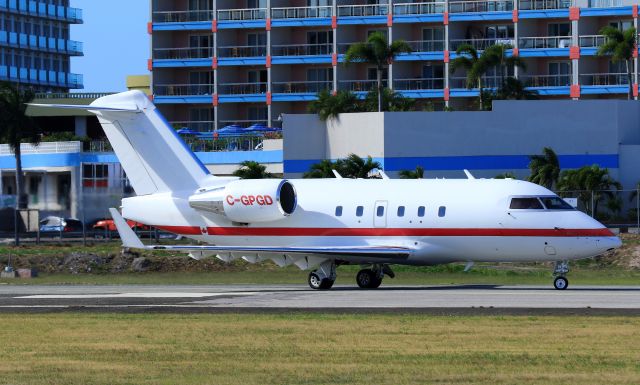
[154,226,614,237]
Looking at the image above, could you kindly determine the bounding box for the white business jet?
[31,91,622,290]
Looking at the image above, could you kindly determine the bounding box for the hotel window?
[189,0,211,11]
[248,0,267,8]
[307,31,333,54]
[548,23,570,37]
[82,164,109,189]
[422,28,444,51]
[609,20,633,31]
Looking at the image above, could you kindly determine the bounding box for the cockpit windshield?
[510,196,574,210]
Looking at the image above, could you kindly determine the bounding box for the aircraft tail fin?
[34,91,212,196]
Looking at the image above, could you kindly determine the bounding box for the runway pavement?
[1,284,640,315]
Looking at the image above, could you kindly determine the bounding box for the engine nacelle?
[188,179,297,223]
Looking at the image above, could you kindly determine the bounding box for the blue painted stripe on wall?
[284,154,619,173]
[0,153,80,169]
[196,150,282,164]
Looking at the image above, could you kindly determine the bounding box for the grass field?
[0,313,638,385]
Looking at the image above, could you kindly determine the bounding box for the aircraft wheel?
[356,269,382,289]
[553,276,569,290]
[308,272,334,290]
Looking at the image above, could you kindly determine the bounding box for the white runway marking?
[15,292,257,299]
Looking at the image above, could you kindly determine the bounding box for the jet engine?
[188,179,297,223]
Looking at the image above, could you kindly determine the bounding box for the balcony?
[152,10,212,23]
[271,6,332,19]
[153,47,213,60]
[450,76,502,88]
[218,82,267,95]
[272,81,333,93]
[519,36,571,49]
[271,43,333,56]
[579,35,606,48]
[154,84,214,96]
[404,40,445,52]
[449,0,514,13]
[217,8,267,20]
[218,45,267,58]
[521,74,571,87]
[580,73,629,86]
[337,4,389,17]
[518,0,571,10]
[393,2,446,15]
[450,38,514,51]
[338,80,385,92]
[394,78,445,90]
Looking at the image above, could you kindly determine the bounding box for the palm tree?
[495,172,517,179]
[303,159,346,178]
[487,44,526,87]
[0,83,41,209]
[232,160,273,179]
[344,32,412,112]
[363,88,416,112]
[308,89,360,120]
[557,165,622,217]
[496,77,539,100]
[527,147,560,189]
[597,26,636,100]
[399,165,424,179]
[341,154,382,179]
[450,44,500,111]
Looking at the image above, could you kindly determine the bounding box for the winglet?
[109,208,145,249]
[463,169,476,180]
[378,170,390,180]
[332,170,343,179]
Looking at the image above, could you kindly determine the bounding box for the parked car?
[39,216,84,233]
[92,218,150,238]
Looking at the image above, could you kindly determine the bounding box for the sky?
[70,1,150,92]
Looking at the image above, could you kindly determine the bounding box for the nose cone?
[606,236,623,251]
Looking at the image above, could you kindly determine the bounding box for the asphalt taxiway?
[1,284,639,315]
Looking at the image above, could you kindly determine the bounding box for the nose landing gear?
[553,260,569,290]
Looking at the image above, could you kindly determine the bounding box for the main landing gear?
[553,260,569,290]
[307,260,336,290]
[307,262,395,290]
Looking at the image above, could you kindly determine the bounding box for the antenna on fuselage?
[463,169,476,180]
[378,170,390,180]
[332,170,343,179]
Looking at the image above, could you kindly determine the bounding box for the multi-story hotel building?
[150,0,640,131]
[0,0,83,91]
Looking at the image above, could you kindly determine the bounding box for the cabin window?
[356,206,364,217]
[438,206,446,217]
[540,197,574,210]
[376,206,385,217]
[510,197,544,210]
[335,206,343,216]
[397,206,405,217]
[417,206,425,217]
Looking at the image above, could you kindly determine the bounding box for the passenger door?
[374,200,388,228]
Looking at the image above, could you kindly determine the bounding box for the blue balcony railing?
[154,84,214,96]
[405,40,445,52]
[519,36,571,49]
[154,47,213,60]
[271,43,332,56]
[337,4,389,16]
[217,7,266,20]
[449,0,514,12]
[0,65,83,88]
[394,78,445,90]
[521,74,571,87]
[272,81,332,93]
[218,45,267,58]
[271,6,332,18]
[218,82,267,95]
[519,0,572,10]
[152,10,213,23]
[451,38,515,51]
[581,73,629,86]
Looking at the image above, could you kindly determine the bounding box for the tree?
[399,165,424,179]
[527,147,560,189]
[556,165,622,217]
[450,44,500,111]
[303,159,346,178]
[232,160,273,179]
[308,89,360,121]
[363,88,416,112]
[344,32,412,112]
[340,154,382,179]
[0,82,41,209]
[495,172,517,179]
[487,44,526,88]
[597,26,636,100]
[496,77,539,100]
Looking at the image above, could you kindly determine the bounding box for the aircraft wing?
[109,209,412,267]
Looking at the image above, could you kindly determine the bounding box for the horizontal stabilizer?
[28,103,140,112]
